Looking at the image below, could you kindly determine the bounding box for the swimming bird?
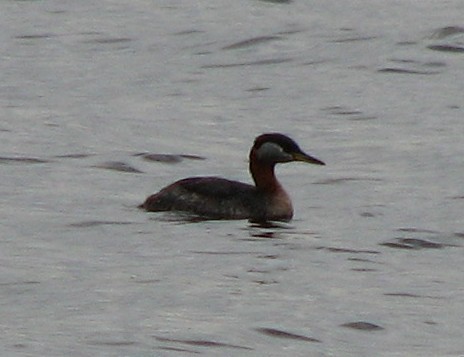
[140,133,324,221]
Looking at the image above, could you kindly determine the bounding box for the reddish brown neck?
[249,152,281,193]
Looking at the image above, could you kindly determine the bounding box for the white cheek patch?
[256,142,292,162]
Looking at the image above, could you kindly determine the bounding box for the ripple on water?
[383,292,444,299]
[190,250,257,256]
[331,35,378,43]
[172,29,204,36]
[255,327,321,343]
[341,322,384,331]
[380,238,446,250]
[54,153,95,159]
[0,156,50,164]
[153,336,253,350]
[86,340,137,347]
[427,26,464,53]
[15,34,55,40]
[430,26,464,39]
[222,36,282,50]
[320,105,377,121]
[0,281,40,287]
[68,221,134,228]
[134,153,206,163]
[313,177,382,185]
[396,227,439,234]
[378,52,447,75]
[81,37,133,45]
[316,246,380,254]
[93,161,143,173]
[427,45,464,53]
[201,58,292,69]
[257,0,292,3]
[157,346,200,354]
[377,67,441,75]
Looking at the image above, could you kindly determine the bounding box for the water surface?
[1,1,464,356]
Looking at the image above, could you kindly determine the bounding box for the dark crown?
[253,133,302,154]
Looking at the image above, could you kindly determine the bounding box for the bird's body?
[140,133,324,221]
[144,176,292,221]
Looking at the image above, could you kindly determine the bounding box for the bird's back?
[141,176,267,220]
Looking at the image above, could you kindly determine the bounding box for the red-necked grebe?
[140,133,324,221]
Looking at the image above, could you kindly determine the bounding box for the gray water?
[2,1,464,356]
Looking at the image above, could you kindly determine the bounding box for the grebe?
[140,133,324,221]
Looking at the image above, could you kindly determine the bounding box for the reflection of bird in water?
[140,133,324,221]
